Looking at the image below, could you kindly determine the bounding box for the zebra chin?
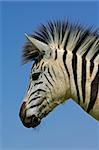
[19,102,41,128]
[22,115,41,128]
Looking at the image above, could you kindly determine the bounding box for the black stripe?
[29,89,46,99]
[52,66,57,78]
[34,32,47,43]
[81,40,95,103]
[29,101,42,109]
[72,30,89,53]
[33,34,47,44]
[64,28,70,50]
[45,84,53,102]
[90,62,94,76]
[47,22,54,40]
[35,62,40,69]
[54,49,57,60]
[89,50,98,77]
[81,58,86,103]
[40,62,44,70]
[72,32,94,104]
[44,65,46,71]
[87,66,99,113]
[44,74,53,87]
[63,50,70,78]
[29,96,41,104]
[38,98,47,113]
[48,67,55,82]
[34,81,43,86]
[90,50,99,63]
[45,84,52,93]
[72,54,80,104]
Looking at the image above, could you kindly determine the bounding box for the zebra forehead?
[22,20,99,64]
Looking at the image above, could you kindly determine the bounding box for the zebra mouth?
[31,115,41,128]
[19,101,41,128]
[21,115,41,128]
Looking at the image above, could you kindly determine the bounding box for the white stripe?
[76,54,83,102]
[85,61,91,109]
[66,50,77,100]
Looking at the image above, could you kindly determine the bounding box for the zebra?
[19,20,99,128]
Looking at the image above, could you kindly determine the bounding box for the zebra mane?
[23,20,99,63]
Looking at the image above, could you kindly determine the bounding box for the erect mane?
[23,20,99,64]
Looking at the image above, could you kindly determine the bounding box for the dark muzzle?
[19,102,41,128]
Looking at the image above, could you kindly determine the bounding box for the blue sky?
[0,1,99,150]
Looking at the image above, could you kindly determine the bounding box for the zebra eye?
[31,72,41,80]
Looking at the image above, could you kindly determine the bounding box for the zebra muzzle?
[19,102,41,128]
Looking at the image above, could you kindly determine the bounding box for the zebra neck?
[65,48,99,119]
[65,50,87,111]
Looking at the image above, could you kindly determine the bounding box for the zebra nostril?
[31,115,41,128]
[19,102,41,128]
[20,115,41,128]
[22,116,33,128]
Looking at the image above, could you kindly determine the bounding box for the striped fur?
[20,20,99,128]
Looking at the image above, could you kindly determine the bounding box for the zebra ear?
[25,33,49,53]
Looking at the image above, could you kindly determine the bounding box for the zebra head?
[19,21,71,128]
